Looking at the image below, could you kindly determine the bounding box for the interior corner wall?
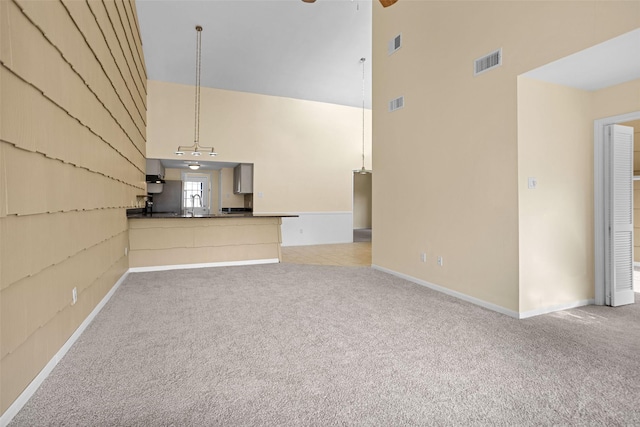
[372,0,639,315]
[0,0,146,416]
[220,168,246,209]
[517,77,594,313]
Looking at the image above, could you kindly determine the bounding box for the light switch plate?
[528,177,537,189]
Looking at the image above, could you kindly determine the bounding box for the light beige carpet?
[10,264,640,426]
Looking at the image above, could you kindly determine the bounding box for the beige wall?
[221,167,246,209]
[592,79,640,120]
[517,77,594,312]
[353,172,372,229]
[146,80,372,214]
[0,0,145,415]
[372,0,639,313]
[518,79,639,313]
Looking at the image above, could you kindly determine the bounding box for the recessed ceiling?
[523,28,640,91]
[135,0,372,108]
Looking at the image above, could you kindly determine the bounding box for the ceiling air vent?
[474,48,502,76]
[389,96,404,112]
[388,33,402,55]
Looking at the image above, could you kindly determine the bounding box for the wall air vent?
[474,48,502,76]
[389,96,404,112]
[388,33,402,55]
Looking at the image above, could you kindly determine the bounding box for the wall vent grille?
[474,48,502,76]
[388,33,402,55]
[389,96,404,112]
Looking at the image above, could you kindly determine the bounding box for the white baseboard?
[0,270,130,427]
[372,265,521,318]
[1,258,281,425]
[517,299,595,319]
[279,212,353,246]
[128,258,279,273]
[372,265,596,319]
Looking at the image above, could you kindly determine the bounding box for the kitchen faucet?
[190,194,202,216]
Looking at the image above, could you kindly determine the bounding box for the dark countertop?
[127,212,297,219]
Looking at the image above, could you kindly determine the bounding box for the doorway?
[594,111,640,305]
[619,119,640,294]
[353,171,372,242]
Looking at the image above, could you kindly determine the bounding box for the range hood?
[146,159,165,193]
[146,174,165,184]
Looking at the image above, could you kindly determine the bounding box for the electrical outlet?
[437,256,443,267]
[72,287,78,305]
[124,247,128,256]
[299,229,303,234]
[420,252,427,263]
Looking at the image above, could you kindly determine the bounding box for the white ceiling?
[135,0,372,109]
[523,28,640,91]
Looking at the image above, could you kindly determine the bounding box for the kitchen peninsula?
[127,212,295,270]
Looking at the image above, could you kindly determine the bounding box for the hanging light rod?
[356,57,370,175]
[176,25,218,157]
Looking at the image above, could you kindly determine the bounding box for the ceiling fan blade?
[379,0,398,7]
[301,0,397,6]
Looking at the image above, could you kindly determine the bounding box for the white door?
[605,124,635,306]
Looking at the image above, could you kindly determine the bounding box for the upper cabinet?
[146,159,165,178]
[146,159,166,193]
[233,163,253,194]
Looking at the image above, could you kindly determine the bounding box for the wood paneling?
[1,232,129,359]
[1,69,144,186]
[1,210,128,289]
[0,0,146,415]
[128,218,282,268]
[88,1,146,112]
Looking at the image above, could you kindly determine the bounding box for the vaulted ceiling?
[135,0,373,109]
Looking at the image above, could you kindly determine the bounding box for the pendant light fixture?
[357,57,370,175]
[176,26,218,157]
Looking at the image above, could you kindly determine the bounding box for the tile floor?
[281,242,371,267]
[281,229,372,267]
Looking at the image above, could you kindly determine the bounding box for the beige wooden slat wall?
[0,0,146,416]
[128,217,282,268]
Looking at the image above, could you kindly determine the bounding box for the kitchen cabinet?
[233,163,253,194]
[146,159,165,178]
[146,159,165,194]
